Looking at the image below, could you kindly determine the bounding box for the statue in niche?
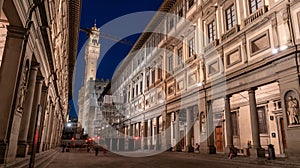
[287,96,300,125]
[17,64,29,112]
[201,113,206,133]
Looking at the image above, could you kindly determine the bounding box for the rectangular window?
[146,43,150,56]
[188,0,194,9]
[177,47,183,65]
[207,20,216,43]
[146,75,150,88]
[140,81,143,93]
[178,2,183,18]
[188,38,195,57]
[151,69,155,84]
[132,87,134,98]
[124,92,127,103]
[225,4,236,30]
[168,55,173,72]
[136,84,138,95]
[249,0,263,14]
[257,106,268,134]
[128,91,130,102]
[158,64,162,80]
[168,16,174,30]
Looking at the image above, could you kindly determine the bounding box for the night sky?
[69,0,163,118]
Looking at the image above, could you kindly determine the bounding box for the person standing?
[95,146,99,156]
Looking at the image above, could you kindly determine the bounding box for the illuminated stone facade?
[0,0,81,165]
[77,24,110,138]
[112,0,300,159]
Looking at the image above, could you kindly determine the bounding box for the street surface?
[46,150,286,168]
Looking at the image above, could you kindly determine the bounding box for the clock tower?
[84,23,100,83]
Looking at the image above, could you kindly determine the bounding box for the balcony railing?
[244,5,268,26]
[221,25,240,41]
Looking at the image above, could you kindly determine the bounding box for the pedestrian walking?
[62,144,66,152]
[95,147,99,156]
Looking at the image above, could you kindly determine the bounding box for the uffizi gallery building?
[111,0,300,160]
[0,0,81,165]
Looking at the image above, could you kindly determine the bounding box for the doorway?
[215,126,223,152]
[279,117,287,153]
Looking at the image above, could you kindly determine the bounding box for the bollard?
[268,144,275,160]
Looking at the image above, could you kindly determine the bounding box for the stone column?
[156,117,160,150]
[207,101,216,154]
[0,25,27,164]
[138,122,142,149]
[148,119,152,150]
[165,113,171,151]
[124,126,128,138]
[27,76,44,154]
[248,88,265,158]
[186,108,192,152]
[16,63,39,157]
[50,113,57,149]
[52,118,59,148]
[224,95,233,154]
[54,119,61,147]
[37,86,48,153]
[46,104,55,150]
[40,103,49,152]
[143,120,148,150]
[175,111,180,151]
[128,123,133,151]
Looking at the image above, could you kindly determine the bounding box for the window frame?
[225,4,236,31]
[188,38,195,58]
[188,0,195,9]
[177,47,183,65]
[249,0,263,14]
[177,1,184,18]
[207,20,216,44]
[168,55,173,72]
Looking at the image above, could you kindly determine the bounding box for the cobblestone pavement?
[44,150,293,168]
